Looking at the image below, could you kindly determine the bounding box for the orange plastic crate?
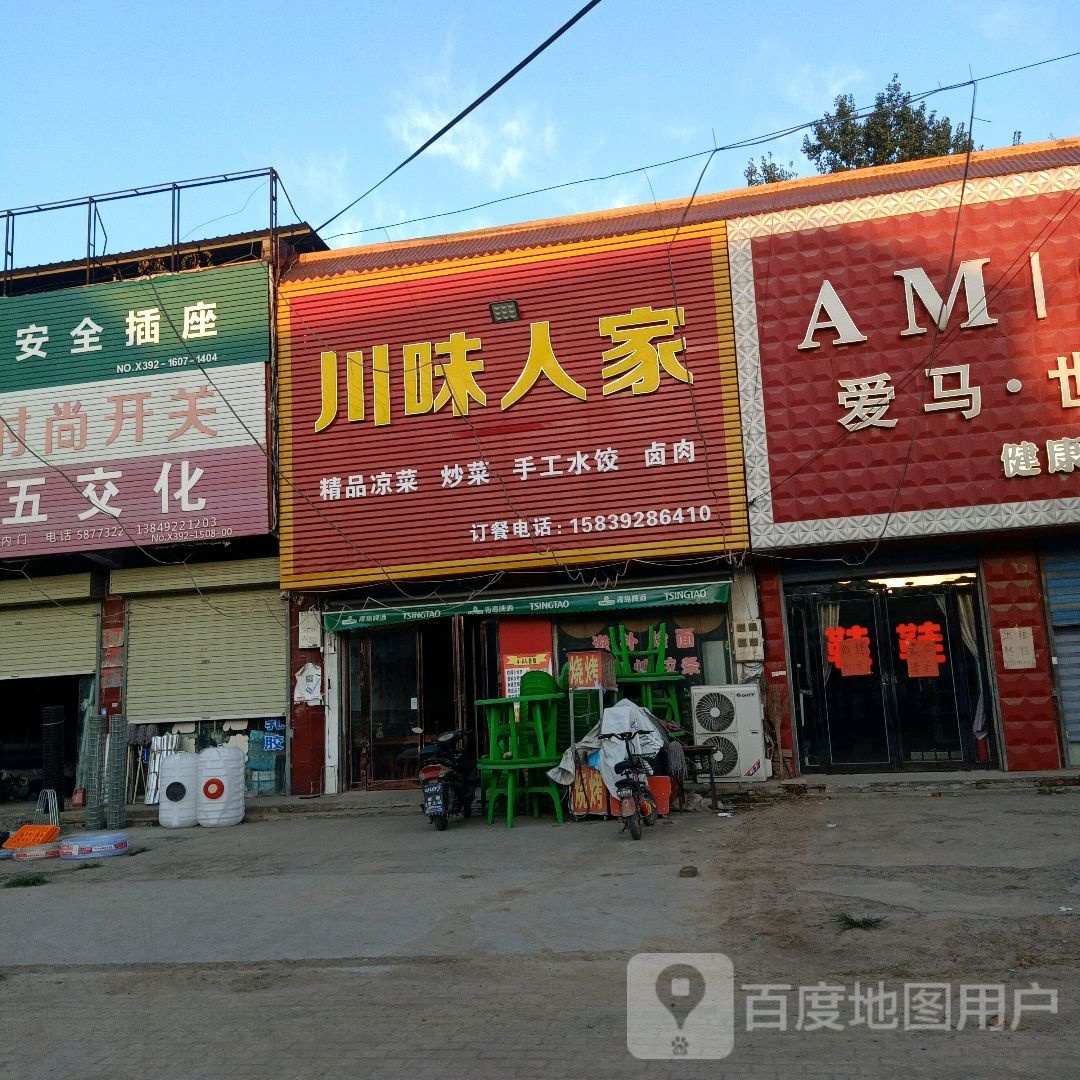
[2,824,61,849]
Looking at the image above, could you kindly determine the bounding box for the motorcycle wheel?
[627,811,642,841]
[433,814,449,831]
[641,798,657,826]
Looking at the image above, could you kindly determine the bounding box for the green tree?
[800,74,975,174]
[744,151,798,186]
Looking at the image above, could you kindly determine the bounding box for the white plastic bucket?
[158,752,199,828]
[197,746,246,827]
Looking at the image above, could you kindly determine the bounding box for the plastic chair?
[477,700,515,764]
[607,623,668,677]
[476,670,565,827]
[513,671,563,760]
[521,768,564,823]
[478,763,522,826]
[608,622,684,727]
[519,669,561,695]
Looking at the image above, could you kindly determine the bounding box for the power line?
[321,47,1080,245]
[316,0,605,233]
[321,147,715,241]
[855,80,981,564]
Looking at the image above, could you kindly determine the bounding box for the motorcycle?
[598,728,657,840]
[417,729,477,831]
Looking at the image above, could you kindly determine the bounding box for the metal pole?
[170,184,180,272]
[269,168,279,273]
[2,211,13,296]
[86,198,94,285]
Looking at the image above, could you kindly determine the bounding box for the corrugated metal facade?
[278,222,747,589]
[124,588,286,724]
[0,573,95,606]
[0,601,99,679]
[111,556,279,596]
[1053,627,1080,745]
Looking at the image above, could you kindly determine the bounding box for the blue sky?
[3,0,1080,267]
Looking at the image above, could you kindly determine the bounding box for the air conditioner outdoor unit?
[689,684,771,782]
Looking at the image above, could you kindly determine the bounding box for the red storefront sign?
[731,167,1080,548]
[566,650,617,690]
[278,229,748,588]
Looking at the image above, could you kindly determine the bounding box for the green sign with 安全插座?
[323,581,730,631]
[0,261,270,393]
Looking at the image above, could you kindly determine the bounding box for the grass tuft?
[3,873,49,888]
[126,846,149,857]
[832,910,887,931]
[73,861,101,870]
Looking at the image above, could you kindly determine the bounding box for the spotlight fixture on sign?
[489,299,520,322]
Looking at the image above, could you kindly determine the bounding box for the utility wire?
[322,47,1080,245]
[316,0,604,232]
[854,80,981,564]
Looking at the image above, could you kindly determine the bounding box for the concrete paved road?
[2,789,1078,1079]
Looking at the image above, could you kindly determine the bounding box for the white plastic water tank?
[197,746,246,827]
[158,752,199,828]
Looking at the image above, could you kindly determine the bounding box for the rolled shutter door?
[1054,626,1080,744]
[0,603,99,679]
[126,588,285,723]
[1042,546,1080,757]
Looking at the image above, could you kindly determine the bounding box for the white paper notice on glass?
[293,662,323,704]
[1000,627,1036,670]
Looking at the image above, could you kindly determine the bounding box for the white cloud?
[967,1,1051,47]
[390,107,536,187]
[781,65,867,114]
[387,68,555,190]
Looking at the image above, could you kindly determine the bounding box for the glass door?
[788,589,892,768]
[787,581,994,771]
[884,589,965,766]
[345,620,467,787]
[347,629,419,787]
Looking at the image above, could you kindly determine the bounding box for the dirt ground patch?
[1,788,1078,1079]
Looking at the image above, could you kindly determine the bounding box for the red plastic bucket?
[607,775,671,817]
[647,775,672,816]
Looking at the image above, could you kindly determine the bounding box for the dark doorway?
[344,617,495,788]
[787,578,995,772]
[0,675,89,802]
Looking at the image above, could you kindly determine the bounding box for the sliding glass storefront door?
[787,580,994,771]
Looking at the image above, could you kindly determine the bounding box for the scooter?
[417,729,477,831]
[598,728,657,840]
